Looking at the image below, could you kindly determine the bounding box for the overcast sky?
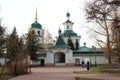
[0,0,96,47]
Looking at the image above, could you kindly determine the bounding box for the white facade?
[30,12,108,67]
[45,48,74,66]
[30,28,44,44]
[73,56,108,65]
[63,21,73,30]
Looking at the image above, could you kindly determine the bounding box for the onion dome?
[58,27,62,35]
[62,30,77,37]
[31,8,42,29]
[31,21,42,29]
[66,11,70,18]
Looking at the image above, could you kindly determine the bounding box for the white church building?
[30,10,108,67]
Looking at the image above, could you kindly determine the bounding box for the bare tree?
[85,0,120,64]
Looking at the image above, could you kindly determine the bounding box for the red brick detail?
[66,63,75,66]
[45,63,54,67]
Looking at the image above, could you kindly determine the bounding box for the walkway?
[10,67,120,80]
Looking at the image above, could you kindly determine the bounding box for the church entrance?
[54,52,65,66]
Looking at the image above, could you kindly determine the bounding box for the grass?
[74,66,120,76]
[74,67,105,80]
[74,67,100,74]
[75,77,104,80]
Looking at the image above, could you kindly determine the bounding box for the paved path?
[10,67,120,80]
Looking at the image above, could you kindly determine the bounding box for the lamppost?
[90,49,92,67]
[92,46,97,67]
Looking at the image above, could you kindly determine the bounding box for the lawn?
[74,67,100,74]
[75,77,104,80]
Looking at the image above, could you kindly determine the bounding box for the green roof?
[73,53,104,57]
[75,46,91,52]
[31,21,42,29]
[51,35,67,48]
[62,30,77,37]
[37,53,46,57]
[64,20,73,23]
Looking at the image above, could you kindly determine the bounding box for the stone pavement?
[10,67,120,80]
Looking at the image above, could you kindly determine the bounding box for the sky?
[0,0,96,47]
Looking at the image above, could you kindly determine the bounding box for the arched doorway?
[54,52,65,66]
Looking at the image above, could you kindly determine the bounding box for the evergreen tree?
[7,27,19,59]
[18,37,24,54]
[7,27,20,76]
[26,30,38,61]
[67,36,74,50]
[75,39,79,50]
[0,20,7,77]
[0,22,6,57]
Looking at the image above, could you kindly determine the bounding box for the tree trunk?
[14,58,17,76]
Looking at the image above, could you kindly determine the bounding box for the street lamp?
[92,46,97,67]
[90,49,92,67]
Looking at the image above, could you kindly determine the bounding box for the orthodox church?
[30,10,108,66]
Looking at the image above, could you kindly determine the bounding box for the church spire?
[35,8,38,21]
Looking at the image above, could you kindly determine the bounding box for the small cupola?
[84,42,86,47]
[66,11,70,20]
[63,12,74,31]
[58,27,62,35]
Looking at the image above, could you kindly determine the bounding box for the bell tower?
[63,12,74,31]
[31,8,44,44]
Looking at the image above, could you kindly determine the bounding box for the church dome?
[31,21,42,29]
[62,30,77,36]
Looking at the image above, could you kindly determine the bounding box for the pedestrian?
[87,61,90,70]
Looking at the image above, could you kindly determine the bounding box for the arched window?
[66,34,69,37]
[67,25,69,29]
[38,31,40,35]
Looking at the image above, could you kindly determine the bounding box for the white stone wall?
[46,48,74,64]
[73,56,108,65]
[31,57,46,66]
[46,51,54,64]
[65,50,73,63]
[63,22,73,30]
[0,58,6,65]
[31,28,44,44]
[31,60,40,66]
